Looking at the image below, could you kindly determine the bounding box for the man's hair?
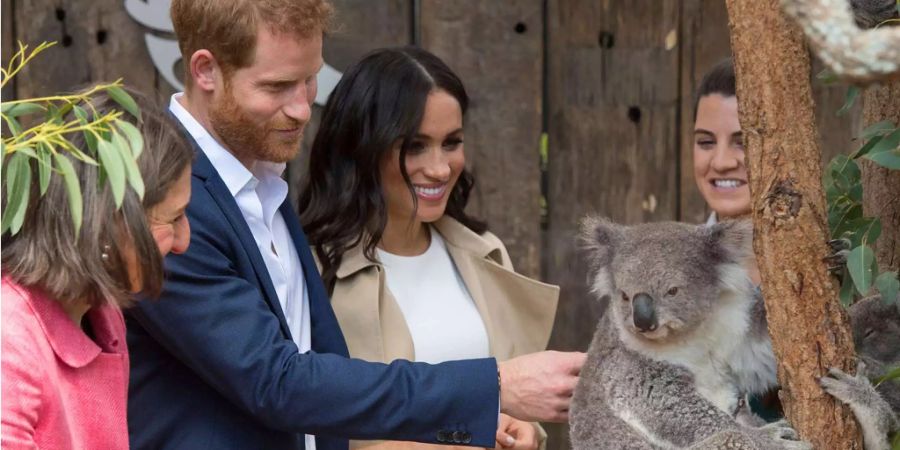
[171,0,334,79]
[1,87,194,308]
[693,58,736,121]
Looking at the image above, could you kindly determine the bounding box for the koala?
[849,0,899,29]
[820,295,900,450]
[570,217,809,450]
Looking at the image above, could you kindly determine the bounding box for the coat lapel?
[179,129,292,339]
[435,218,559,361]
[279,202,350,357]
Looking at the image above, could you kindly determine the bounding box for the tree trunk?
[725,1,864,449]
[861,82,900,273]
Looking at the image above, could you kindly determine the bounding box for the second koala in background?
[570,217,809,450]
[821,295,899,450]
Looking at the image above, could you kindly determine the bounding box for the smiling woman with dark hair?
[1,88,193,449]
[300,46,559,450]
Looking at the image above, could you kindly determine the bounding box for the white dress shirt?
[169,94,316,449]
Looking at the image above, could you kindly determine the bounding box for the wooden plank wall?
[420,0,544,278]
[0,1,862,448]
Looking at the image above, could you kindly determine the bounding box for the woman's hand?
[495,413,539,450]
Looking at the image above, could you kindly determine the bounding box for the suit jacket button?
[461,432,472,444]
[452,431,465,443]
[436,430,449,443]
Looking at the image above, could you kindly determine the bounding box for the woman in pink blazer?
[1,89,193,449]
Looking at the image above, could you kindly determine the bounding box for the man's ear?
[188,49,220,93]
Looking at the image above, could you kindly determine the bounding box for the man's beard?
[208,86,304,164]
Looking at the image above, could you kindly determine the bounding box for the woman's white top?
[376,228,491,364]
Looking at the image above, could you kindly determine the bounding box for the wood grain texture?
[287,0,412,207]
[420,0,544,278]
[726,0,863,447]
[14,0,161,100]
[2,0,16,101]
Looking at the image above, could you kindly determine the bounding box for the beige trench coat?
[323,217,560,450]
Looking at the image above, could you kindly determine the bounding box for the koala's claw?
[761,420,801,440]
[820,363,871,406]
[828,238,852,253]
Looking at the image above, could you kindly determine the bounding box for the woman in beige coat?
[299,47,559,450]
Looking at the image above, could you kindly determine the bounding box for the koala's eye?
[666,287,678,296]
[621,292,630,302]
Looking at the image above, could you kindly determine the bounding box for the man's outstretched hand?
[497,351,587,423]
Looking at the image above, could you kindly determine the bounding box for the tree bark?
[725,0,864,448]
[862,82,900,273]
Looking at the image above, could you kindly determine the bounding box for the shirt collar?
[168,93,286,197]
[335,217,503,279]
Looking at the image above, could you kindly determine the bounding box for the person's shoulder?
[1,279,52,368]
[1,279,38,325]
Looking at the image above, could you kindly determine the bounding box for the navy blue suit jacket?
[126,134,499,449]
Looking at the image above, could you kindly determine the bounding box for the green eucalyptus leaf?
[72,105,89,124]
[859,121,896,140]
[838,267,856,307]
[1,152,31,235]
[96,138,126,207]
[56,102,74,120]
[848,245,876,296]
[53,153,82,234]
[15,146,37,159]
[853,217,882,247]
[854,134,884,159]
[45,103,61,122]
[875,272,899,305]
[4,114,22,136]
[115,119,144,158]
[37,145,51,195]
[113,131,144,199]
[866,148,900,170]
[106,85,141,120]
[837,86,860,116]
[864,127,900,169]
[72,105,99,155]
[831,204,863,238]
[2,102,44,117]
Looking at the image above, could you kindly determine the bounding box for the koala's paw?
[757,420,812,450]
[824,238,851,278]
[819,363,872,406]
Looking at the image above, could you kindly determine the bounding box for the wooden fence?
[1,1,862,447]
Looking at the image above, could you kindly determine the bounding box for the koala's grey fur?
[820,295,900,450]
[570,217,809,450]
[849,0,899,28]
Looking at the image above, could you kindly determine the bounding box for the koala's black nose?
[632,293,657,332]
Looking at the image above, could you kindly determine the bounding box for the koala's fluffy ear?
[705,219,753,264]
[580,215,622,270]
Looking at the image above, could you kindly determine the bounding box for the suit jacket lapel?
[279,202,350,357]
[176,124,293,339]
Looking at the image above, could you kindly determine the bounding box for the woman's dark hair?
[299,46,486,290]
[1,86,193,307]
[694,57,736,121]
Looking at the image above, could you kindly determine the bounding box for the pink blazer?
[2,278,130,449]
